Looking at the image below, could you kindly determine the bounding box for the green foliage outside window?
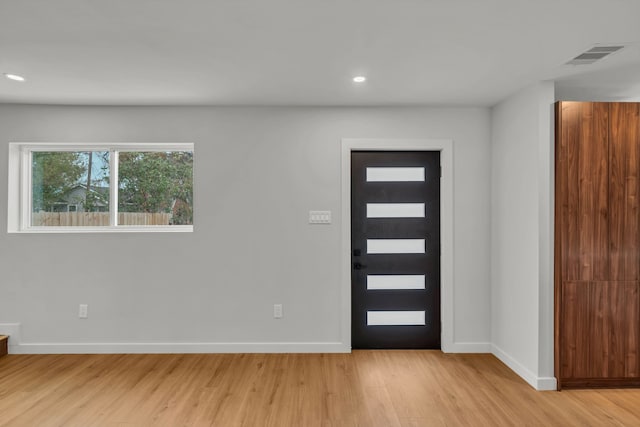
[32,150,193,225]
[118,152,193,225]
[32,152,85,212]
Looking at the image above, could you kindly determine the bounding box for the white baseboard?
[0,322,554,392]
[491,344,557,391]
[0,323,21,353]
[11,341,349,354]
[443,341,491,353]
[0,323,349,354]
[536,376,558,391]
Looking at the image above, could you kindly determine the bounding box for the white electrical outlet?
[78,304,88,319]
[273,304,283,319]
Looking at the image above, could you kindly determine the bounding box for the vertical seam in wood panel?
[555,102,562,387]
[607,103,611,280]
[578,104,584,281]
[637,104,640,377]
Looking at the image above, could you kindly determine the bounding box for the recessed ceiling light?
[4,73,25,82]
[353,76,367,83]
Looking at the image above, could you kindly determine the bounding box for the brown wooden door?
[555,101,640,388]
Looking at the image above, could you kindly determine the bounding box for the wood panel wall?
[555,101,640,389]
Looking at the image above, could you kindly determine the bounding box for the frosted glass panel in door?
[367,275,426,290]
[367,311,426,326]
[366,203,425,218]
[366,167,425,182]
[367,239,425,254]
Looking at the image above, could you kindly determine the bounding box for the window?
[8,143,194,232]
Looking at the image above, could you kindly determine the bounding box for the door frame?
[341,138,454,352]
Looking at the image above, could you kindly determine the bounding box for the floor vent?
[566,45,625,65]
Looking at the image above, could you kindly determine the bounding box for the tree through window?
[11,143,194,231]
[118,151,193,225]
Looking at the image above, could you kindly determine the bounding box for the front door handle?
[353,262,367,270]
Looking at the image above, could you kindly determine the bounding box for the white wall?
[0,105,491,353]
[490,82,556,390]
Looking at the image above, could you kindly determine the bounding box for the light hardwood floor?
[2,351,640,426]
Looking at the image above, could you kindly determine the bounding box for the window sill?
[8,225,194,234]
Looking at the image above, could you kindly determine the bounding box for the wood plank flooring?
[2,351,640,426]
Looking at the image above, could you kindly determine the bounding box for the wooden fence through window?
[32,212,172,226]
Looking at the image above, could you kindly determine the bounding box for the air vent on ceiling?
[566,45,625,65]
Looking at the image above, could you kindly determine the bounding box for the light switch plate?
[273,304,283,319]
[309,210,331,224]
[78,304,88,319]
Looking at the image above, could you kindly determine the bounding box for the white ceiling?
[1,0,640,107]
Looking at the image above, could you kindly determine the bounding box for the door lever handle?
[353,262,367,270]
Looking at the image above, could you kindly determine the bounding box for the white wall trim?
[537,82,556,382]
[0,323,350,355]
[7,144,21,233]
[10,141,194,152]
[13,225,194,234]
[341,138,455,352]
[492,344,557,391]
[11,341,349,355]
[536,376,559,391]
[7,142,194,233]
[0,323,22,353]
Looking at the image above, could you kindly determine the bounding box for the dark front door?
[351,151,440,349]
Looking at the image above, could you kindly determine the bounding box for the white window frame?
[8,142,194,233]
